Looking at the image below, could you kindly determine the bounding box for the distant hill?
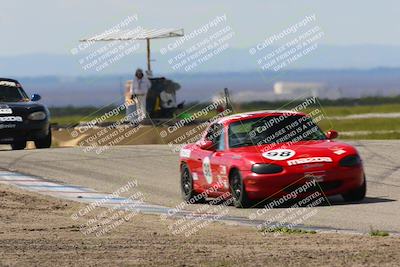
[2,45,400,76]
[2,44,400,106]
[10,68,400,107]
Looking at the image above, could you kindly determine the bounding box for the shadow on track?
[201,195,395,209]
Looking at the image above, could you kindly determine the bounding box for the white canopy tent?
[80,28,184,73]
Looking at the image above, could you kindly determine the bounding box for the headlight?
[252,163,283,174]
[340,155,361,167]
[28,111,46,120]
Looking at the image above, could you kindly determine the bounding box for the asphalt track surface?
[0,141,399,233]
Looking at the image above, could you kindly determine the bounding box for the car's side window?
[205,124,216,142]
[217,126,225,151]
[205,123,224,150]
[228,121,253,148]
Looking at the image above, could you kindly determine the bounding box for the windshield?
[0,84,29,102]
[228,115,326,148]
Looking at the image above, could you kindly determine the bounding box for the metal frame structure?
[80,28,184,73]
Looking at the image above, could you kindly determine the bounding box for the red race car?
[179,110,366,208]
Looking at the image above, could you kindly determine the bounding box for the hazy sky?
[1,0,399,56]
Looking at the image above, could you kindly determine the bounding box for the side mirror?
[31,94,41,102]
[326,130,338,139]
[199,140,216,151]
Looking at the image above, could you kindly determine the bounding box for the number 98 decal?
[262,149,295,160]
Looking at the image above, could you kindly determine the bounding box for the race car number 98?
[262,149,295,160]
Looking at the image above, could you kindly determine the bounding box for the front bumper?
[0,120,49,143]
[242,165,364,200]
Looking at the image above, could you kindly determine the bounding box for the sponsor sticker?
[0,81,17,87]
[287,157,332,166]
[333,149,346,155]
[192,172,199,181]
[0,137,14,142]
[0,124,16,129]
[262,149,296,160]
[202,156,213,184]
[303,163,325,169]
[220,165,227,175]
[179,148,191,158]
[0,108,12,114]
[304,171,326,182]
[0,116,22,122]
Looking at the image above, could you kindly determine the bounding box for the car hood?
[0,102,44,109]
[229,140,359,166]
[0,102,47,117]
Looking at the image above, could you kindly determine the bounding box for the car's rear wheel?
[341,175,366,202]
[11,141,26,150]
[180,163,205,204]
[34,127,52,149]
[230,169,252,208]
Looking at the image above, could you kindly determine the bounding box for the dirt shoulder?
[0,184,399,267]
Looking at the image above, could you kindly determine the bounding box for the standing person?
[127,68,151,121]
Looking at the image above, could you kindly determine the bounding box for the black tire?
[229,169,252,208]
[180,163,205,204]
[342,175,367,202]
[34,127,52,149]
[11,141,26,150]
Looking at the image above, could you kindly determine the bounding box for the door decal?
[202,156,213,184]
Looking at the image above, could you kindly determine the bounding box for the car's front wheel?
[34,127,52,149]
[230,169,252,208]
[341,175,367,202]
[180,163,205,204]
[11,141,26,150]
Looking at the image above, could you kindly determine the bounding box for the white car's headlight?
[28,111,46,120]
